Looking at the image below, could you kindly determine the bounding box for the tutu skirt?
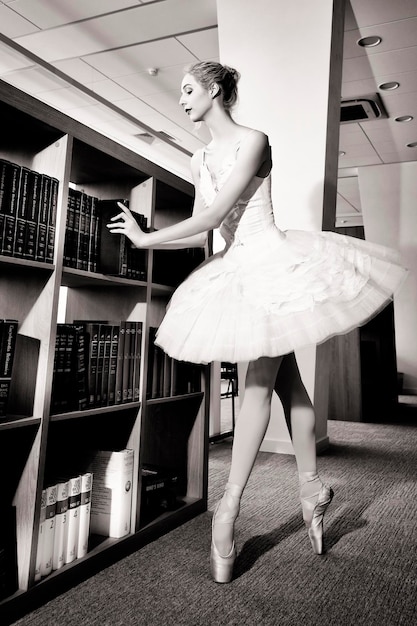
[155,227,407,364]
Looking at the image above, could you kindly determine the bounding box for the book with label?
[40,484,57,577]
[65,475,81,564]
[52,480,69,571]
[77,472,93,559]
[0,319,18,418]
[90,449,134,539]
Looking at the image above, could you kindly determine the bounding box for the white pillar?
[216,0,345,452]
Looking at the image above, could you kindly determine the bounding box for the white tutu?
[154,141,407,364]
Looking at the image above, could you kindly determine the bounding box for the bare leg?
[213,356,282,557]
[274,353,333,553]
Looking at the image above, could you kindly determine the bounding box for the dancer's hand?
[107,202,147,248]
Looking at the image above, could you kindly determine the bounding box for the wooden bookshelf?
[0,80,209,623]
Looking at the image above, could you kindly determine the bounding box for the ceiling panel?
[343,17,417,59]
[14,0,217,61]
[5,0,139,29]
[349,0,417,28]
[84,38,197,78]
[177,28,219,59]
[343,46,417,83]
[0,4,40,38]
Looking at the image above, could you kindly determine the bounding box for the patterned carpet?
[10,418,417,626]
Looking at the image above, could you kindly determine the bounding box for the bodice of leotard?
[199,142,277,248]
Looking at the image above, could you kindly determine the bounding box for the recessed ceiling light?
[395,115,413,123]
[406,141,417,148]
[339,151,346,157]
[379,81,400,91]
[357,36,382,48]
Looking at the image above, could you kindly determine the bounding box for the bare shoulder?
[239,127,269,149]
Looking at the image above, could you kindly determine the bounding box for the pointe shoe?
[301,484,334,555]
[210,483,242,583]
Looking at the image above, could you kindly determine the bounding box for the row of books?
[147,327,202,399]
[0,319,18,418]
[63,192,148,279]
[51,321,142,414]
[35,472,93,580]
[35,449,133,581]
[0,158,58,262]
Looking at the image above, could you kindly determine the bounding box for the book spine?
[52,480,69,571]
[13,166,30,258]
[114,321,126,404]
[65,475,81,564]
[35,174,49,262]
[133,321,143,402]
[23,170,41,260]
[0,319,18,418]
[0,162,21,257]
[73,324,88,410]
[46,177,59,263]
[77,472,93,558]
[34,489,47,582]
[40,484,57,577]
[107,325,120,406]
[63,189,75,267]
[87,323,100,408]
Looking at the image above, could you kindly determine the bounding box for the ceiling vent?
[340,94,387,124]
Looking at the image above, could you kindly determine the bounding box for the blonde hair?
[186,61,240,110]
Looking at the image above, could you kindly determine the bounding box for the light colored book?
[90,449,134,538]
[65,475,81,564]
[34,489,47,582]
[52,480,69,570]
[40,484,57,577]
[77,472,93,558]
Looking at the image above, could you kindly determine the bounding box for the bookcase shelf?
[50,401,141,422]
[0,80,208,622]
[61,268,148,289]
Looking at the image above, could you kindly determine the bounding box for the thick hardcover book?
[35,174,50,262]
[65,475,81,564]
[23,169,42,260]
[100,324,113,406]
[88,195,99,272]
[40,484,57,577]
[77,472,93,558]
[0,160,21,256]
[132,321,143,402]
[90,449,134,538]
[107,325,120,405]
[0,319,19,418]
[63,189,76,267]
[46,177,59,264]
[52,480,69,571]
[97,200,148,277]
[34,489,47,581]
[114,321,126,405]
[73,324,89,411]
[13,166,30,258]
[87,323,100,408]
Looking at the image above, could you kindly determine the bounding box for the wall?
[358,161,417,393]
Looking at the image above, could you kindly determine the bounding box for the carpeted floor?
[11,418,417,626]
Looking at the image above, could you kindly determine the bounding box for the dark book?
[13,166,31,258]
[35,174,50,262]
[86,322,100,408]
[63,189,76,267]
[114,321,126,404]
[132,321,143,402]
[97,200,148,277]
[73,323,89,411]
[0,319,19,418]
[107,325,120,405]
[100,324,113,406]
[122,321,134,403]
[0,160,21,257]
[87,195,99,272]
[22,170,42,260]
[46,177,59,264]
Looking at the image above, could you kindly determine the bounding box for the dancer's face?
[179,73,212,122]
